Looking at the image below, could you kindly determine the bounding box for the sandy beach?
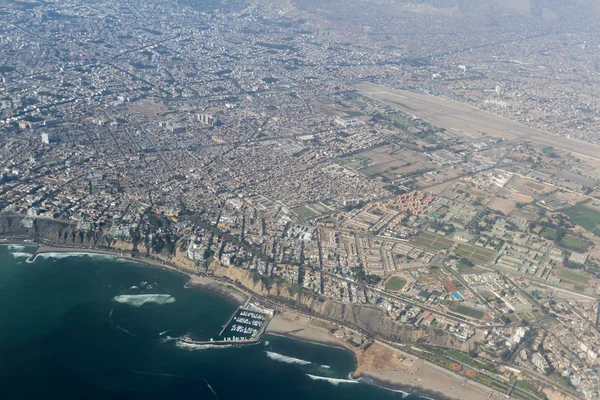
[267,310,505,400]
[186,275,249,304]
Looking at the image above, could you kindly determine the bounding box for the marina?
[179,300,274,347]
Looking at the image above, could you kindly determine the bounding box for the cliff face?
[0,215,99,247]
[211,264,471,350]
[1,215,469,350]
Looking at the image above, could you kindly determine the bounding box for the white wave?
[34,252,117,261]
[175,340,238,351]
[6,244,27,251]
[205,380,217,397]
[159,329,171,336]
[160,335,179,343]
[306,374,359,385]
[365,380,408,396]
[11,252,32,258]
[264,340,270,346]
[113,294,175,307]
[116,258,145,264]
[266,351,312,366]
[320,365,331,369]
[357,377,409,397]
[114,324,136,337]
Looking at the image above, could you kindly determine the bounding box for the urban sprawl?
[3,0,600,399]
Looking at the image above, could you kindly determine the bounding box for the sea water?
[0,244,422,399]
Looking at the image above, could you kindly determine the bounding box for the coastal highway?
[355,82,600,161]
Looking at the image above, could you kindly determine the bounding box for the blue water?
[0,244,421,399]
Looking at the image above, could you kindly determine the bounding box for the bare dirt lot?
[356,145,434,179]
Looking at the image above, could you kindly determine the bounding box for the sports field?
[385,276,407,291]
[450,303,485,320]
[414,231,454,250]
[455,244,494,264]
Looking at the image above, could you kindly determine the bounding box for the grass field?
[457,261,475,274]
[385,276,407,291]
[455,244,494,264]
[558,269,590,284]
[562,203,600,233]
[560,235,591,252]
[292,205,319,218]
[540,227,557,240]
[450,303,485,319]
[540,227,590,251]
[414,231,454,250]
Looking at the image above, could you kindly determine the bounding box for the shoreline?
[0,238,500,400]
[1,239,250,306]
[262,330,453,400]
[264,311,503,400]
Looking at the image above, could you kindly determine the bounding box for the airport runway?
[355,82,600,160]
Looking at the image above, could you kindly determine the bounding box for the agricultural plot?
[414,231,454,250]
[540,228,590,251]
[562,203,600,235]
[560,235,591,252]
[557,269,590,285]
[455,244,494,264]
[540,228,557,239]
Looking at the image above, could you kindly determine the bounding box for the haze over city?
[2,0,600,399]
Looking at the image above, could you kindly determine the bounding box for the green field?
[455,244,494,264]
[292,205,319,218]
[562,203,600,233]
[558,269,590,284]
[540,227,557,239]
[385,276,407,291]
[560,235,591,252]
[457,261,475,274]
[414,231,454,250]
[450,303,485,320]
[540,227,590,251]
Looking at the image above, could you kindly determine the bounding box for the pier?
[179,300,274,348]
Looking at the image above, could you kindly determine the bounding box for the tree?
[459,257,474,267]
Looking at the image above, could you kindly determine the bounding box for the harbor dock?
[178,300,274,347]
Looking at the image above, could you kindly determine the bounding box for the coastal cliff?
[0,215,99,246]
[0,214,472,351]
[211,263,474,351]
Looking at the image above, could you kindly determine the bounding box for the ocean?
[0,244,422,399]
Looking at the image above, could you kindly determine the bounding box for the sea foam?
[175,340,238,351]
[359,377,409,397]
[306,374,359,385]
[266,351,312,366]
[34,252,117,261]
[113,294,175,307]
[6,244,27,251]
[11,252,32,258]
